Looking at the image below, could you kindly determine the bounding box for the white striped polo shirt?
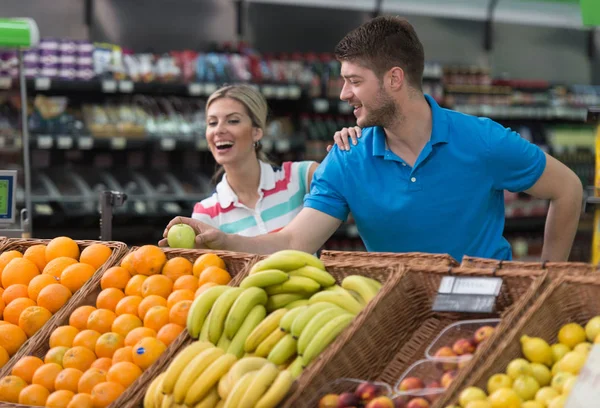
[192,160,315,236]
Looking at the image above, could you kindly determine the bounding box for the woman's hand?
[159,216,228,249]
[327,126,362,152]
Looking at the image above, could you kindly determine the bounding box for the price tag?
[288,85,302,100]
[119,80,134,93]
[0,77,11,90]
[110,137,127,150]
[261,86,275,98]
[276,86,289,99]
[196,139,209,151]
[35,77,51,90]
[134,201,147,214]
[338,102,353,115]
[262,139,273,152]
[204,83,217,95]
[188,83,204,96]
[432,294,497,313]
[34,204,53,215]
[432,276,503,313]
[566,345,600,407]
[160,138,176,151]
[313,99,330,113]
[438,276,503,296]
[78,136,94,150]
[163,202,181,214]
[37,135,53,149]
[102,80,117,93]
[57,135,73,149]
[275,140,291,152]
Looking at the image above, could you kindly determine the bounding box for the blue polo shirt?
[304,95,546,261]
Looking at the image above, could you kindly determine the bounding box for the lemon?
[506,358,533,380]
[465,400,493,408]
[585,316,600,342]
[512,375,540,401]
[522,402,544,408]
[530,363,551,386]
[573,342,592,355]
[558,323,586,348]
[459,387,488,407]
[595,333,600,344]
[551,372,575,393]
[487,374,513,394]
[548,395,567,408]
[521,336,553,366]
[556,351,586,375]
[488,388,522,408]
[550,344,570,364]
[562,375,578,395]
[535,386,559,406]
[551,362,562,376]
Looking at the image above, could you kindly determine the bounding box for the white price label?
[338,102,353,114]
[262,140,273,152]
[188,83,203,96]
[119,80,134,93]
[0,136,5,148]
[37,135,53,149]
[0,77,11,90]
[57,135,73,149]
[78,136,94,150]
[134,201,147,214]
[313,99,329,113]
[196,139,209,151]
[35,77,51,90]
[438,277,503,296]
[102,80,117,93]
[204,83,217,95]
[288,85,302,100]
[160,138,176,151]
[276,86,289,99]
[346,224,359,237]
[163,202,181,214]
[566,345,600,407]
[275,140,291,152]
[34,204,53,215]
[111,137,127,150]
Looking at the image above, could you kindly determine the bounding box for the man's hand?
[159,216,227,249]
[327,126,362,152]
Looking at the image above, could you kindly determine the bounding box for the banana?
[297,307,351,355]
[161,394,174,408]
[185,353,237,405]
[250,250,325,274]
[288,265,336,287]
[192,386,220,408]
[254,370,295,408]
[144,372,165,408]
[290,302,339,339]
[199,315,210,341]
[239,363,280,408]
[187,285,232,338]
[154,375,167,408]
[265,276,320,296]
[215,401,225,408]
[227,305,266,358]
[347,289,366,306]
[224,287,268,339]
[255,328,287,357]
[206,287,245,344]
[279,306,307,333]
[217,331,232,351]
[162,341,213,394]
[244,309,287,352]
[302,313,355,366]
[285,299,309,309]
[266,293,306,312]
[267,333,297,365]
[220,357,270,399]
[223,371,256,408]
[287,356,304,379]
[218,374,231,402]
[173,347,224,403]
[239,270,289,288]
[309,291,363,315]
[341,275,381,304]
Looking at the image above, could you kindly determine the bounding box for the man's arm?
[525,153,583,261]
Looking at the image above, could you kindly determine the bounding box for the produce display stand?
[461,255,595,277]
[281,265,547,408]
[320,250,459,268]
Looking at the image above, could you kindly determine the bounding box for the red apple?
[398,377,425,391]
[319,394,340,408]
[440,370,458,389]
[473,326,495,344]
[365,396,395,408]
[452,338,476,355]
[406,397,430,408]
[338,392,361,408]
[425,380,441,389]
[434,346,458,371]
[392,395,409,408]
[355,382,383,402]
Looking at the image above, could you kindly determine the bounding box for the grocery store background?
[1,0,599,261]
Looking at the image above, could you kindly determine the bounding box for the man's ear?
[387,67,405,91]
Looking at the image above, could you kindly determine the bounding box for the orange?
[45,237,80,262]
[69,306,96,331]
[87,309,116,334]
[198,266,231,287]
[32,363,62,391]
[18,383,50,405]
[19,305,52,337]
[100,267,131,291]
[124,327,156,348]
[131,337,166,370]
[11,356,44,383]
[2,284,29,305]
[119,253,136,276]
[0,346,8,368]
[95,332,124,359]
[111,346,133,364]
[174,275,199,292]
[166,289,194,309]
[45,346,70,366]
[107,361,141,388]
[61,263,95,293]
[77,368,106,394]
[91,381,125,408]
[50,326,80,349]
[161,257,193,281]
[79,244,112,270]
[124,275,147,297]
[28,274,59,302]
[193,253,226,277]
[138,295,167,320]
[115,296,142,317]
[195,282,218,298]
[0,323,27,355]
[46,389,74,407]
[111,314,142,338]
[4,297,36,325]
[169,301,191,326]
[72,330,101,351]
[0,375,28,403]
[90,358,112,372]
[37,284,72,314]
[67,392,94,408]
[131,245,167,276]
[156,323,184,347]
[43,257,78,281]
[2,258,39,288]
[141,274,173,299]
[96,288,125,312]
[0,297,4,319]
[62,346,96,372]
[143,306,169,332]
[54,368,83,393]
[23,244,47,273]
[0,250,23,279]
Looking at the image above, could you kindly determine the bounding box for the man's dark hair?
[334,16,425,89]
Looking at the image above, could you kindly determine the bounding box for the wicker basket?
[0,238,127,376]
[282,265,546,408]
[461,255,595,278]
[436,274,600,407]
[320,250,458,268]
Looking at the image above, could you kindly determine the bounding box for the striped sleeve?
[292,161,317,195]
[191,197,219,228]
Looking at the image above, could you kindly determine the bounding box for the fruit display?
[0,245,231,407]
[317,379,397,408]
[0,238,114,366]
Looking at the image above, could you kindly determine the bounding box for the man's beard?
[359,87,398,128]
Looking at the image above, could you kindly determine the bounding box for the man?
[161,16,582,262]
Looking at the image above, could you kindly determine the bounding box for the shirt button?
[411,177,416,182]
[402,163,407,166]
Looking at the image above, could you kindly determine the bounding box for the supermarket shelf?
[245,0,377,12]
[453,105,589,122]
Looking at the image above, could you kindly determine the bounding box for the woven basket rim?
[321,249,459,262]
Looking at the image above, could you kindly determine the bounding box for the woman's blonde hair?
[206,84,273,183]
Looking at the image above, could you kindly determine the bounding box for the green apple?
[167,223,196,249]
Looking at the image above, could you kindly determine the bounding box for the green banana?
[279,306,307,333]
[309,290,363,315]
[192,386,220,408]
[223,371,256,408]
[185,353,237,405]
[186,285,231,338]
[227,305,266,359]
[302,313,354,366]
[161,341,213,394]
[255,328,287,357]
[347,289,367,306]
[284,299,309,309]
[239,363,280,408]
[266,293,306,312]
[341,275,382,304]
[239,270,289,288]
[287,356,304,379]
[288,265,336,287]
[224,287,268,339]
[172,347,224,403]
[244,309,287,353]
[297,307,351,355]
[291,302,339,339]
[207,287,245,344]
[199,314,210,341]
[250,250,325,274]
[267,333,297,365]
[265,276,320,295]
[217,330,232,351]
[254,370,295,408]
[220,356,270,399]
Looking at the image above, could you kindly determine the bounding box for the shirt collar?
[216,160,275,207]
